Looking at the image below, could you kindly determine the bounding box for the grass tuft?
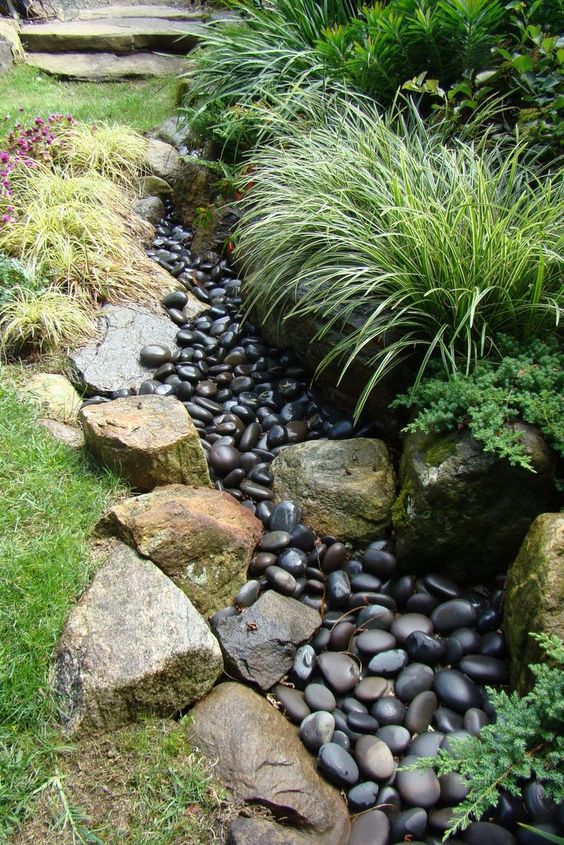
[0,286,94,354]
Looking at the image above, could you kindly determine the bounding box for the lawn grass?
[0,66,178,132]
[0,376,123,839]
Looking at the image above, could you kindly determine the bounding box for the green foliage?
[406,633,564,837]
[0,379,122,837]
[392,337,564,471]
[237,95,563,417]
[0,253,38,306]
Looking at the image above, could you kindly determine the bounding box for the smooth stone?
[450,627,482,654]
[347,809,390,845]
[317,742,359,788]
[378,785,402,819]
[494,792,528,830]
[300,711,336,752]
[439,771,470,805]
[341,697,368,715]
[458,655,508,685]
[355,676,389,704]
[440,729,472,756]
[405,631,446,665]
[405,691,439,734]
[347,711,380,733]
[260,531,291,552]
[250,552,277,575]
[404,592,439,615]
[523,782,555,823]
[327,570,352,608]
[355,735,395,781]
[329,621,356,652]
[292,644,316,682]
[278,547,308,578]
[321,542,348,573]
[290,524,317,551]
[305,683,337,712]
[273,685,311,724]
[434,706,464,733]
[139,343,171,367]
[464,707,489,736]
[265,565,297,596]
[368,649,408,677]
[270,500,303,533]
[480,631,506,659]
[433,670,482,714]
[409,731,445,758]
[429,807,455,835]
[376,724,411,755]
[371,697,406,726]
[357,630,397,656]
[423,574,461,600]
[431,600,477,634]
[396,755,441,808]
[234,580,261,608]
[332,730,351,751]
[240,479,273,501]
[463,822,517,844]
[312,628,331,652]
[362,548,396,578]
[351,573,383,593]
[390,807,428,842]
[347,781,380,812]
[318,652,361,694]
[357,605,395,631]
[395,663,435,702]
[209,444,241,476]
[391,614,434,645]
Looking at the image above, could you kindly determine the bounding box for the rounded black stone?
[423,573,461,600]
[264,565,297,595]
[277,547,308,578]
[209,444,240,476]
[356,630,397,657]
[139,344,171,367]
[463,822,517,844]
[368,649,409,677]
[269,500,302,533]
[347,711,380,733]
[356,605,395,631]
[433,669,482,714]
[395,663,435,702]
[405,631,446,665]
[396,755,441,808]
[273,684,310,724]
[431,600,477,634]
[390,807,428,842]
[292,644,316,682]
[326,570,352,608]
[371,697,406,726]
[260,530,291,552]
[377,724,411,755]
[391,614,434,645]
[347,781,380,812]
[304,683,336,712]
[234,580,261,607]
[458,654,508,685]
[318,742,359,788]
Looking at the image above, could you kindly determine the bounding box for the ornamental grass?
[237,96,564,416]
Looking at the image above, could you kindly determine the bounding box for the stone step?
[76,5,205,20]
[20,17,204,54]
[25,50,193,79]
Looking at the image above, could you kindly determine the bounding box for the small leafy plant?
[406,633,564,838]
[392,337,564,471]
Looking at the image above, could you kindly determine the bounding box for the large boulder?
[190,682,350,845]
[98,485,262,617]
[80,395,211,491]
[210,590,321,690]
[172,160,222,228]
[69,302,204,396]
[393,426,556,584]
[504,513,564,692]
[132,195,165,225]
[51,543,223,734]
[144,137,183,189]
[271,438,396,543]
[27,372,82,421]
[0,18,24,75]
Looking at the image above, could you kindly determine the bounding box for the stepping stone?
[20,18,204,54]
[52,542,223,735]
[77,5,205,20]
[26,51,193,80]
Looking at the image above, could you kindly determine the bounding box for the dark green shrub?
[406,633,564,838]
[392,337,564,471]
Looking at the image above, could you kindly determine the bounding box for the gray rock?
[190,683,350,845]
[25,51,191,81]
[300,711,335,752]
[69,303,204,396]
[347,809,390,845]
[210,591,321,690]
[271,438,396,543]
[355,735,395,781]
[394,426,556,584]
[396,755,441,808]
[504,512,564,692]
[27,372,82,421]
[51,543,223,735]
[0,37,13,75]
[80,395,211,491]
[132,195,165,224]
[144,137,183,188]
[38,418,85,450]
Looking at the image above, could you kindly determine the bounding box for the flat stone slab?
[26,51,192,80]
[77,5,205,20]
[20,17,204,54]
[68,302,203,396]
[210,590,321,690]
[52,542,223,734]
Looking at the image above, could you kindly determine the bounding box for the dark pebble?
[347,809,390,845]
[405,631,446,665]
[458,654,508,685]
[391,807,428,842]
[405,690,439,734]
[431,600,477,634]
[463,822,517,844]
[391,613,434,645]
[139,344,171,367]
[273,685,310,724]
[265,565,297,595]
[259,530,291,552]
[318,742,359,788]
[371,697,406,726]
[318,652,361,694]
[355,735,395,781]
[347,781,380,812]
[433,669,482,714]
[396,755,441,808]
[377,724,411,755]
[304,683,336,712]
[300,711,335,752]
[395,663,435,702]
[368,649,409,677]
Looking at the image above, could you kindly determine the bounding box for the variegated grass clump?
[50,121,149,193]
[0,167,164,305]
[0,286,94,354]
[237,96,564,416]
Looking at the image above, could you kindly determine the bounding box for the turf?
[0,66,178,132]
[0,377,123,839]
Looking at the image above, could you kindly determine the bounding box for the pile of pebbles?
[84,204,562,844]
